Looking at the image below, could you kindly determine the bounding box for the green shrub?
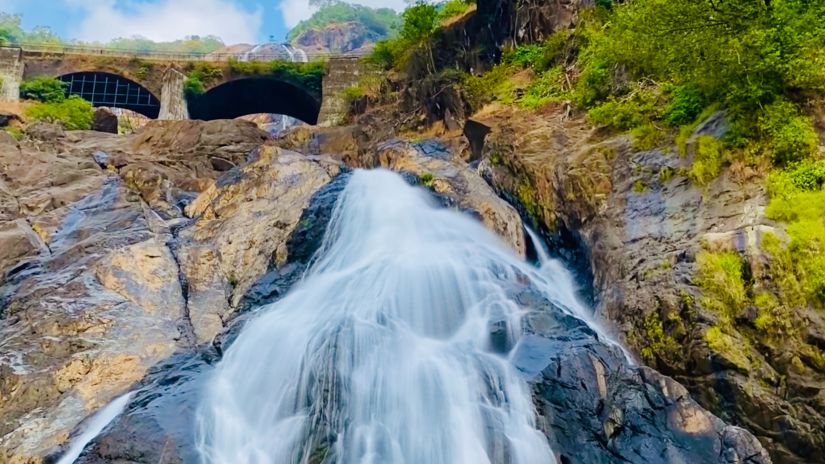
[4,127,23,140]
[768,159,825,197]
[184,62,223,99]
[519,66,565,109]
[630,123,662,151]
[25,96,93,130]
[20,77,67,103]
[689,136,726,186]
[664,84,705,126]
[587,85,663,131]
[420,172,434,186]
[183,77,205,99]
[438,0,472,21]
[506,44,544,69]
[366,38,407,69]
[572,58,611,108]
[695,250,747,322]
[758,99,818,166]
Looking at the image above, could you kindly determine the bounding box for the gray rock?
[91,108,118,134]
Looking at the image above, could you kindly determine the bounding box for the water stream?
[195,169,584,463]
[57,392,133,464]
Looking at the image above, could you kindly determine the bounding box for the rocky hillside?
[0,113,772,462]
[336,0,825,461]
[291,21,383,55]
[286,3,400,54]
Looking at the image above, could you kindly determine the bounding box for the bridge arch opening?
[58,72,161,119]
[187,77,321,125]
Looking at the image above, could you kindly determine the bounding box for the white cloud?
[279,0,408,29]
[67,0,263,44]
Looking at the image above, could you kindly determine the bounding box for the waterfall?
[195,169,561,464]
[57,392,133,464]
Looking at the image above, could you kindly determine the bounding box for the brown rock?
[179,145,340,343]
[91,107,118,134]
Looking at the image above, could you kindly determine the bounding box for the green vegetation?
[183,62,223,99]
[19,77,68,103]
[639,311,679,364]
[704,326,752,371]
[19,76,93,130]
[765,160,825,310]
[25,96,93,130]
[287,2,400,43]
[367,3,440,70]
[438,0,473,21]
[695,250,747,323]
[227,59,326,95]
[4,127,23,141]
[420,172,435,187]
[439,0,823,184]
[688,136,726,186]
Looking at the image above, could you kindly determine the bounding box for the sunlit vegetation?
[287,2,400,44]
[25,96,93,130]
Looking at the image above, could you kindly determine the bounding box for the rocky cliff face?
[464,105,824,462]
[0,117,772,463]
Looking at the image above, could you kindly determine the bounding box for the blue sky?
[0,0,406,45]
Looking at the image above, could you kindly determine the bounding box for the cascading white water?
[57,392,133,464]
[196,169,573,464]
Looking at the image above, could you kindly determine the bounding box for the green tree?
[19,77,68,103]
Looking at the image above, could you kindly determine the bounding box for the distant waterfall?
[195,170,561,464]
[237,42,309,135]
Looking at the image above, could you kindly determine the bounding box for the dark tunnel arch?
[58,72,161,119]
[187,77,321,125]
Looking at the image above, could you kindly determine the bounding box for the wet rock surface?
[0,118,772,463]
[512,287,771,464]
[472,105,815,461]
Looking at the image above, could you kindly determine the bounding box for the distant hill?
[287,3,400,54]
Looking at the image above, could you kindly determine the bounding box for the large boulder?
[177,145,342,343]
[91,108,118,134]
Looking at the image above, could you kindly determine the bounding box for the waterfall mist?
[195,169,572,464]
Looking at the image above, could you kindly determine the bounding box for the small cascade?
[57,392,133,464]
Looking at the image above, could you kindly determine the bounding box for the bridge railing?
[4,42,368,62]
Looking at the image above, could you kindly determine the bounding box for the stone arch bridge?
[0,46,366,126]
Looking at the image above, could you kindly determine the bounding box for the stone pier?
[158,68,189,120]
[0,48,23,101]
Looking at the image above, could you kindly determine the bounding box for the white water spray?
[57,392,133,464]
[196,170,572,463]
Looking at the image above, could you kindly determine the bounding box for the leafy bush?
[183,77,206,99]
[183,62,223,99]
[664,84,705,126]
[438,0,472,21]
[520,66,566,109]
[689,136,726,186]
[587,84,664,131]
[696,250,747,322]
[757,99,818,166]
[367,2,439,71]
[763,157,825,310]
[20,77,68,103]
[25,96,93,130]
